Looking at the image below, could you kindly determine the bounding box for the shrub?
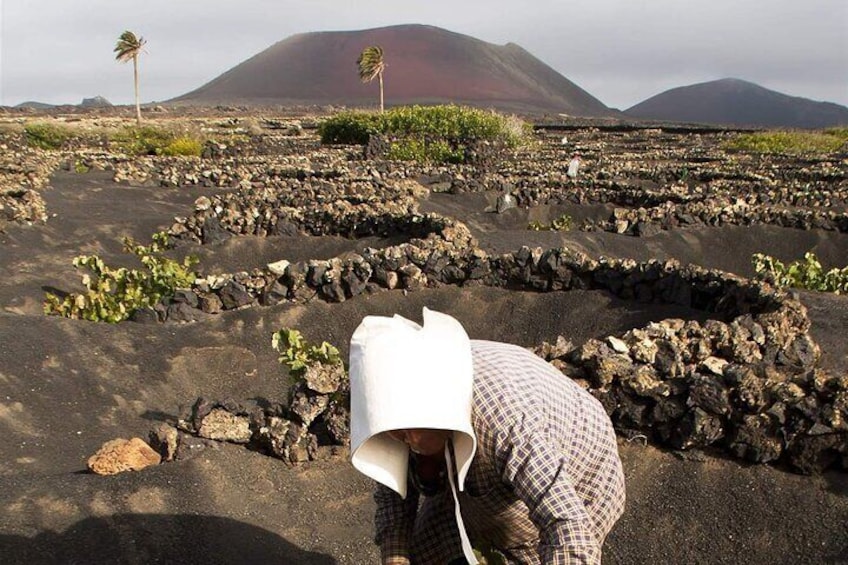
[375,105,528,147]
[318,112,382,145]
[386,138,464,164]
[110,126,204,156]
[724,130,847,155]
[528,214,573,231]
[44,232,199,322]
[161,136,203,156]
[110,125,172,155]
[318,105,530,163]
[550,214,574,231]
[24,122,72,150]
[752,251,848,294]
[271,328,342,380]
[824,127,848,142]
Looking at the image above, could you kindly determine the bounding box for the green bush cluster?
[161,136,204,156]
[110,126,204,156]
[318,104,530,163]
[317,112,382,145]
[271,328,343,380]
[724,130,847,155]
[44,232,199,322]
[825,127,848,141]
[753,251,848,294]
[73,160,90,174]
[24,122,73,150]
[386,138,465,164]
[528,214,574,231]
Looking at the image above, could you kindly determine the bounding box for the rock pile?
[533,318,846,474]
[168,181,425,243]
[0,188,48,227]
[0,136,63,227]
[161,360,350,464]
[134,209,477,322]
[111,144,342,189]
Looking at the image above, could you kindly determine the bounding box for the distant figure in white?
[567,154,582,180]
[560,135,568,146]
[496,192,516,214]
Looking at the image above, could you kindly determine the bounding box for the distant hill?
[13,97,112,110]
[625,78,848,129]
[15,101,54,110]
[172,24,614,116]
[80,96,112,108]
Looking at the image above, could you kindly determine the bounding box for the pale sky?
[1,0,846,109]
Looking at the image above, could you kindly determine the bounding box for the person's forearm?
[374,482,418,565]
[374,478,418,565]
[538,521,601,565]
[378,527,412,565]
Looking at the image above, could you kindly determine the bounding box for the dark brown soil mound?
[172,24,614,116]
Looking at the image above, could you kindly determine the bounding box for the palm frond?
[356,46,385,83]
[114,30,147,63]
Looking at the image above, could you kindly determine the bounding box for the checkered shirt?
[374,340,626,564]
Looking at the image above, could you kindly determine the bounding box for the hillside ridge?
[625,77,848,128]
[171,24,615,116]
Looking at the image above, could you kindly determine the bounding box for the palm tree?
[357,46,386,112]
[114,30,147,125]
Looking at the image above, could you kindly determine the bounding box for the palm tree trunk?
[379,72,384,113]
[133,55,141,125]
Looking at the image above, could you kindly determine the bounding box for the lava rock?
[148,423,180,462]
[727,414,784,463]
[219,281,254,310]
[197,408,252,444]
[87,438,161,475]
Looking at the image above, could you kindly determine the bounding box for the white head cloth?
[349,307,478,498]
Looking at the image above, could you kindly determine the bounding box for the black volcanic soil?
[1,168,846,564]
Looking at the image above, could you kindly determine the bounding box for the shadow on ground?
[0,513,335,565]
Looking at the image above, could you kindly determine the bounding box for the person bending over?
[349,308,625,564]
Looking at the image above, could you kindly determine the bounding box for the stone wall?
[5,123,844,472]
[0,136,62,227]
[533,318,845,474]
[166,289,846,474]
[581,200,848,237]
[0,188,48,226]
[150,199,847,473]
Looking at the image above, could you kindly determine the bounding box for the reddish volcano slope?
[625,78,848,128]
[172,24,613,116]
